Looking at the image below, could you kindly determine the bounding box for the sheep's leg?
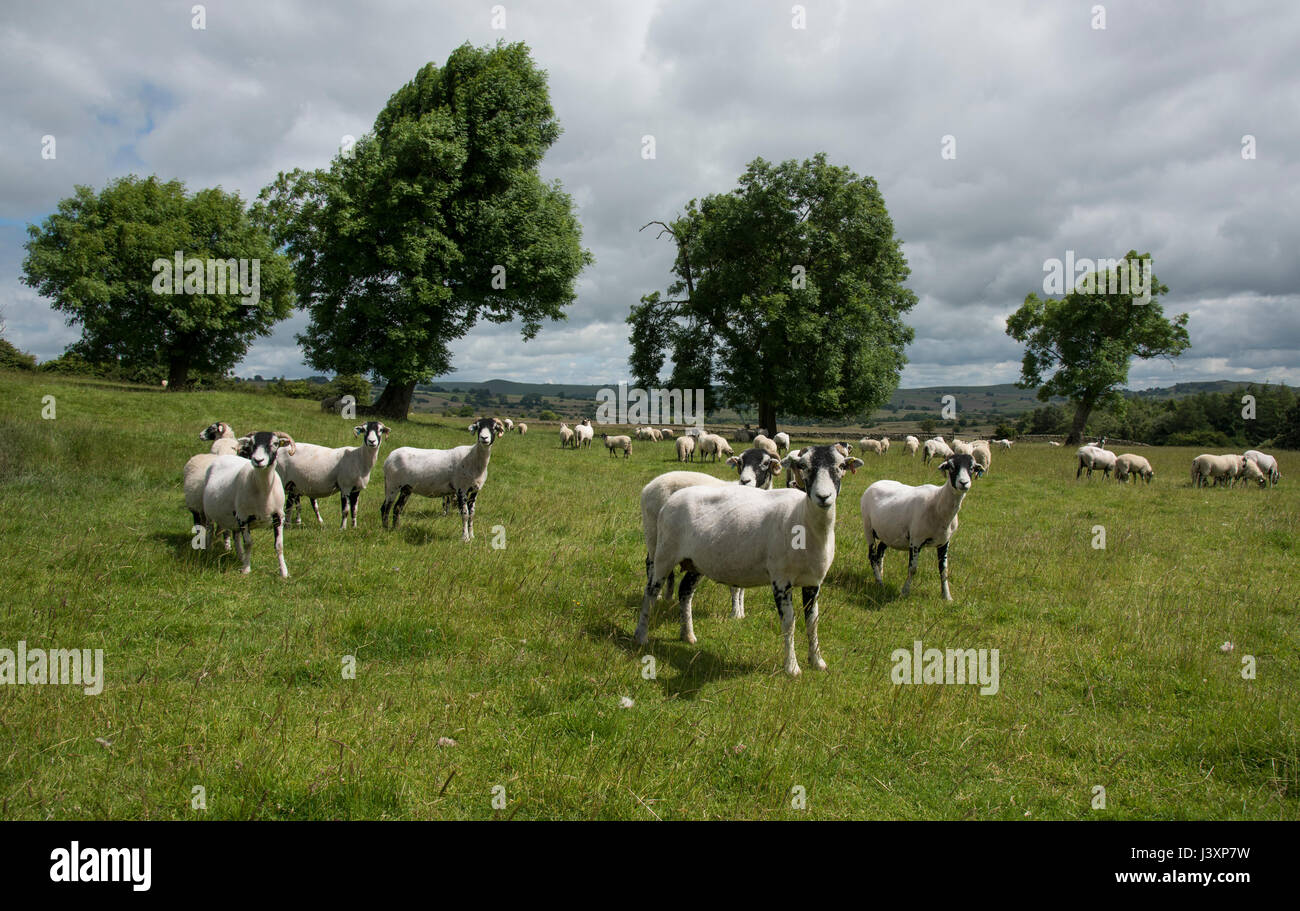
[937,542,952,601]
[730,587,745,619]
[273,514,287,578]
[1076,461,1083,479]
[231,522,245,568]
[802,586,826,671]
[869,535,886,584]
[348,490,360,528]
[236,520,253,574]
[339,491,350,530]
[772,581,800,676]
[390,485,412,529]
[635,574,666,645]
[466,489,478,539]
[677,570,701,644]
[900,545,920,597]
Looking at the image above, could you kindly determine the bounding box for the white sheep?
[276,421,391,528]
[879,436,891,453]
[636,445,863,675]
[516,422,528,435]
[199,421,239,456]
[950,438,973,456]
[1049,441,1062,447]
[601,433,632,458]
[922,437,953,465]
[201,431,296,577]
[675,435,696,462]
[575,419,594,449]
[994,439,1013,450]
[858,438,884,456]
[1243,450,1281,487]
[1076,445,1117,479]
[1192,453,1264,488]
[969,439,992,472]
[503,418,515,432]
[860,452,984,601]
[660,428,675,438]
[773,431,791,453]
[750,434,780,458]
[1114,453,1154,484]
[381,417,502,540]
[904,435,920,456]
[696,433,734,462]
[559,423,575,449]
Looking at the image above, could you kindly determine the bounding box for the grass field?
[0,370,1296,820]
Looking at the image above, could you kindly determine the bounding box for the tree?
[1006,252,1188,444]
[627,154,916,435]
[256,42,591,420]
[23,175,293,387]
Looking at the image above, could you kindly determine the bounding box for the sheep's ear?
[468,424,476,433]
[274,432,296,456]
[846,458,864,475]
[974,465,986,478]
[354,424,365,436]
[938,459,952,474]
[379,423,390,435]
[236,435,254,457]
[767,456,783,475]
[726,456,740,468]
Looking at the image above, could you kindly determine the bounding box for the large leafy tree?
[256,41,591,419]
[627,154,916,434]
[1006,252,1189,443]
[23,176,293,387]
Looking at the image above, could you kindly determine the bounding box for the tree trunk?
[167,351,191,389]
[758,401,777,437]
[370,380,416,420]
[1066,399,1094,445]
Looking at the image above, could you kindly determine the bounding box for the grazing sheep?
[860,453,984,601]
[201,432,296,577]
[922,437,953,465]
[601,433,632,458]
[675,435,696,462]
[994,439,1013,450]
[1243,450,1281,487]
[773,431,791,453]
[904,435,920,456]
[751,434,780,458]
[1076,445,1117,479]
[858,438,885,456]
[969,439,992,472]
[636,445,864,675]
[696,432,734,462]
[503,418,515,432]
[319,396,342,413]
[660,428,675,438]
[575,419,594,449]
[516,422,527,435]
[1114,453,1154,484]
[879,436,891,453]
[277,421,391,528]
[950,438,973,456]
[1239,458,1268,487]
[1192,454,1264,488]
[1049,441,1062,447]
[559,423,576,449]
[380,417,502,540]
[200,421,240,456]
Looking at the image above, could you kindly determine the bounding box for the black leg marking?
[802,586,819,622]
[937,542,949,576]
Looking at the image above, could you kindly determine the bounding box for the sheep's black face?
[239,431,291,469]
[791,445,862,509]
[467,417,499,447]
[939,454,981,491]
[354,421,390,449]
[728,448,781,488]
[199,422,228,441]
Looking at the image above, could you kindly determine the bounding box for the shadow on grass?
[150,529,236,573]
[584,616,761,699]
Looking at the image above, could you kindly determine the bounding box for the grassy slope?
[0,371,1295,820]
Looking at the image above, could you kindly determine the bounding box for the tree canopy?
[255,41,591,419]
[23,175,293,387]
[627,154,916,434]
[1006,251,1189,443]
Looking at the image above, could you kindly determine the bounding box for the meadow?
[0,370,1295,820]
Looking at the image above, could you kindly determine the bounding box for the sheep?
[1049,441,1062,447]
[575,418,595,449]
[559,423,576,449]
[1114,453,1154,484]
[601,433,632,458]
[1191,453,1264,488]
[503,418,515,432]
[675,435,696,462]
[640,452,784,620]
[276,421,391,528]
[922,437,953,465]
[1076,445,1117,479]
[861,452,984,601]
[660,428,675,438]
[200,431,296,577]
[994,439,1014,450]
[751,434,780,459]
[696,433,734,462]
[183,453,221,531]
[635,445,864,675]
[380,417,502,540]
[858,438,884,456]
[950,438,973,456]
[879,436,891,453]
[320,396,341,413]
[904,435,920,456]
[773,431,791,453]
[199,421,239,456]
[684,427,704,438]
[1243,450,1281,487]
[969,439,992,472]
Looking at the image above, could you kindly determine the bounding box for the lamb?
[860,452,984,601]
[276,421,391,528]
[696,433,734,462]
[751,434,780,458]
[516,422,527,435]
[922,437,953,465]
[994,439,1014,450]
[969,439,992,472]
[904,435,920,456]
[675,434,696,462]
[380,417,502,540]
[1076,445,1117,479]
[1114,453,1154,484]
[601,433,632,458]
[858,438,885,456]
[640,451,784,621]
[636,445,864,675]
[200,431,296,577]
[575,419,595,449]
[1243,450,1281,487]
[559,423,576,449]
[773,431,791,453]
[199,421,239,456]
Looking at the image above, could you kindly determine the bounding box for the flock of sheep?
[178,414,1282,675]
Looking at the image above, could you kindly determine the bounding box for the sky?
[2,0,1297,390]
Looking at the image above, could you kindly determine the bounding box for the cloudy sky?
[2,0,1297,390]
